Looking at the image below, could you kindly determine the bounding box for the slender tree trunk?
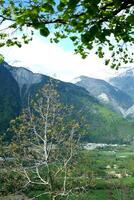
[51,194,56,200]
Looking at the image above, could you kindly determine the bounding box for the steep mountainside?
[110,68,134,118]
[110,69,134,99]
[72,76,134,116]
[0,62,134,144]
[0,64,21,132]
[3,62,43,104]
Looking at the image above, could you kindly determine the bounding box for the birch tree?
[8,82,81,200]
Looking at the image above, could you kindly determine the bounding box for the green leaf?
[127,15,134,25]
[70,36,77,41]
[0,43,5,47]
[40,27,50,37]
[0,54,4,63]
[42,3,54,13]
[57,2,66,12]
[105,59,110,65]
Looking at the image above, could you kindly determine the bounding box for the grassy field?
[1,144,134,200]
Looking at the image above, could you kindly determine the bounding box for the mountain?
[0,62,134,144]
[72,76,134,116]
[0,64,21,133]
[3,62,43,104]
[110,68,134,99]
[109,68,134,118]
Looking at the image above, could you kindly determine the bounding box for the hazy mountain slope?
[110,68,134,118]
[110,69,134,100]
[1,62,134,144]
[73,76,134,116]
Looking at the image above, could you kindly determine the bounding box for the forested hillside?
[0,62,134,144]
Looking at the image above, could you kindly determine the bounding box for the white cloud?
[0,34,132,82]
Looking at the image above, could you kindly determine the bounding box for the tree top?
[0,0,134,68]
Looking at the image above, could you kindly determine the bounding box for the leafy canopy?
[0,0,134,68]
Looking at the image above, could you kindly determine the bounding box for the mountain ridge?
[110,68,134,100]
[72,75,134,118]
[1,62,134,144]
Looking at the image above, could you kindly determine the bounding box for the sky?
[0,30,132,82]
